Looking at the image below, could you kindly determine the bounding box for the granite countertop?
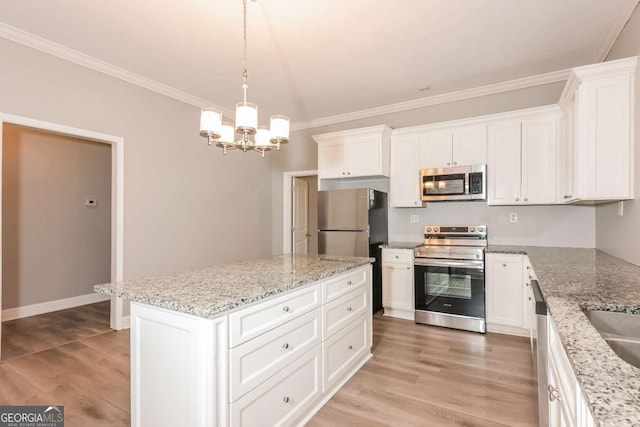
[380,241,423,249]
[488,245,640,427]
[94,254,374,319]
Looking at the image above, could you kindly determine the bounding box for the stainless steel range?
[414,225,487,333]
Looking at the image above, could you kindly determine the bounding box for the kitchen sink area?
[583,309,640,369]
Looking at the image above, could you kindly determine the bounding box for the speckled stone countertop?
[94,254,373,319]
[380,242,423,250]
[488,245,640,427]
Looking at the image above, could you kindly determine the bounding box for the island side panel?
[130,303,227,427]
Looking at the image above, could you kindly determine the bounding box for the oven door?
[414,258,485,319]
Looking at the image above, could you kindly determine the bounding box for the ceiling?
[0,0,638,128]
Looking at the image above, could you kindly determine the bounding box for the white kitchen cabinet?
[419,125,487,169]
[314,125,391,180]
[548,316,595,427]
[558,100,578,203]
[390,134,422,207]
[485,253,536,336]
[381,248,414,321]
[558,57,636,203]
[487,111,558,205]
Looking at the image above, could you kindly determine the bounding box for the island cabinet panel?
[230,308,321,402]
[322,281,368,340]
[230,346,322,427]
[228,284,321,348]
[131,303,227,427]
[322,267,368,302]
[323,313,370,393]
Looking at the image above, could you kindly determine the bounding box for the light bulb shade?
[235,102,258,134]
[218,122,236,144]
[255,127,272,147]
[199,109,222,138]
[270,115,290,143]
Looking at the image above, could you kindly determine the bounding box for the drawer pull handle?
[282,343,290,350]
[348,344,353,350]
[407,266,410,270]
[502,263,507,267]
[548,384,561,402]
[395,255,399,258]
[282,396,290,403]
[346,306,352,312]
[347,280,352,285]
[282,306,290,312]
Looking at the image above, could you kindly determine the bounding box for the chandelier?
[199,0,289,157]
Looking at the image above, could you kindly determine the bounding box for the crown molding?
[291,69,570,132]
[0,23,234,117]
[593,0,640,62]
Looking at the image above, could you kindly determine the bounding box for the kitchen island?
[95,254,374,427]
[487,246,640,427]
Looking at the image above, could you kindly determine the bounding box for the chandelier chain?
[242,0,248,103]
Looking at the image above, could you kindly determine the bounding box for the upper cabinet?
[314,125,392,180]
[390,133,422,207]
[419,125,487,169]
[487,110,559,205]
[558,57,637,203]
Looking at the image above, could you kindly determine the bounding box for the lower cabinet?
[381,248,415,321]
[485,253,531,335]
[130,265,373,427]
[547,316,595,427]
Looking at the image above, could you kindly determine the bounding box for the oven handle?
[414,258,484,269]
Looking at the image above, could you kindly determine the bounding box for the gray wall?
[271,80,598,253]
[2,125,112,308]
[0,38,274,283]
[595,6,640,265]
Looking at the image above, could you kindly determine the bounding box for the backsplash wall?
[390,202,595,247]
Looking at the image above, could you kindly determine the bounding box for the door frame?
[282,170,317,254]
[0,113,125,339]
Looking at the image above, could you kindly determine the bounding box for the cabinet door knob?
[447,162,451,166]
[346,306,352,312]
[282,396,290,403]
[348,344,353,350]
[347,280,352,285]
[529,297,532,301]
[406,266,410,270]
[282,343,290,350]
[347,172,351,175]
[515,197,520,201]
[342,172,346,175]
[395,255,399,258]
[414,201,418,205]
[453,161,457,165]
[282,306,290,312]
[524,197,528,202]
[502,263,507,267]
[548,384,561,402]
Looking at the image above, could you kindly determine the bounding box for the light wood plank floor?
[1,305,537,426]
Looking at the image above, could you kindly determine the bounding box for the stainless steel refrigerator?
[318,188,388,313]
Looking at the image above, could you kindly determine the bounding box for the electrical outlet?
[85,199,97,207]
[410,215,420,224]
[509,212,518,223]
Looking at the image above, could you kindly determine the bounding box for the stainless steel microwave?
[420,164,486,202]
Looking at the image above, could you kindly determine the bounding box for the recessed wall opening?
[0,114,125,360]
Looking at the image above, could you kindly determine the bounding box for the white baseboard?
[487,323,530,337]
[2,292,111,321]
[122,315,131,330]
[383,308,415,321]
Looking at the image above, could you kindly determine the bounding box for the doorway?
[283,170,318,254]
[0,113,125,359]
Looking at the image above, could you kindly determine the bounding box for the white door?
[292,177,309,254]
[419,130,453,169]
[452,124,487,167]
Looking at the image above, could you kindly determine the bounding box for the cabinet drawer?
[382,249,413,264]
[230,308,321,402]
[323,282,368,340]
[229,284,320,348]
[230,345,322,427]
[323,267,368,303]
[323,313,369,393]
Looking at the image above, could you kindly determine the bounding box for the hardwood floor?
[0,305,537,426]
[308,315,538,427]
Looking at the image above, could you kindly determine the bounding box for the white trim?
[2,293,111,322]
[0,23,234,118]
[283,170,318,254]
[0,113,126,335]
[291,69,570,131]
[593,0,640,62]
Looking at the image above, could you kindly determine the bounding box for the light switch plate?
[509,212,517,223]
